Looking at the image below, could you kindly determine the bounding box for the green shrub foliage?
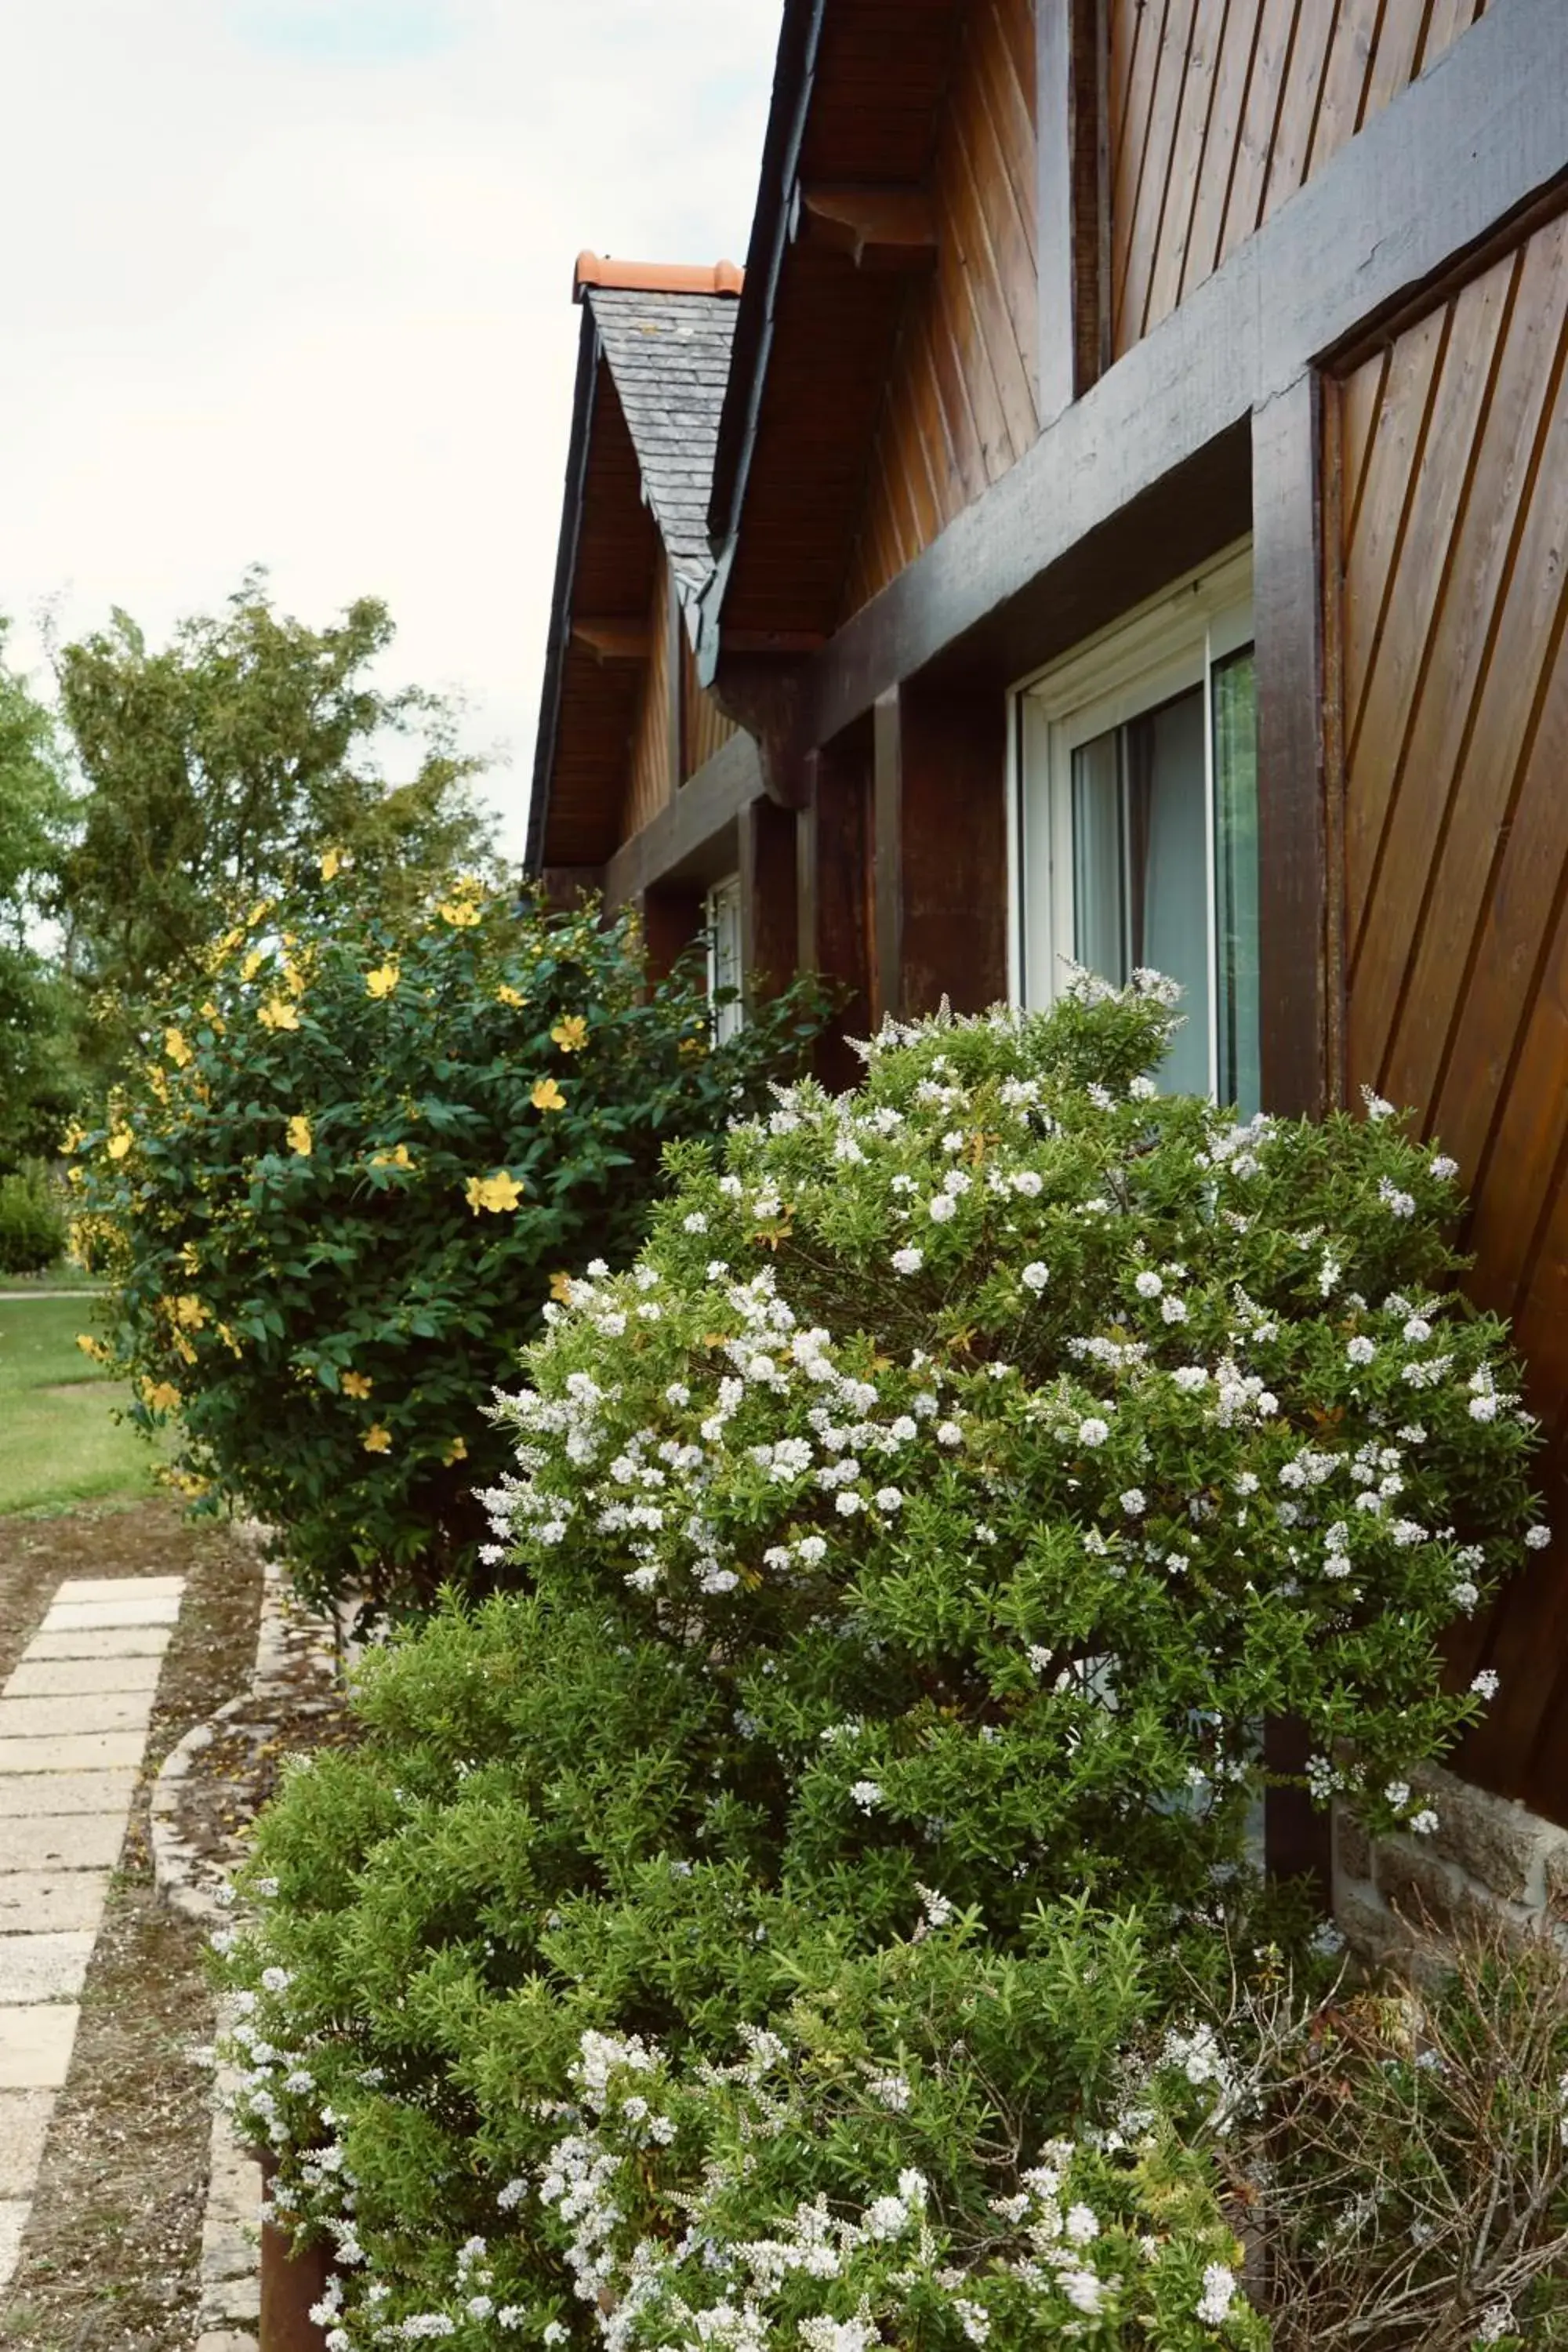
[220,978,1544,2348]
[67,869,829,1610]
[0,1159,66,1274]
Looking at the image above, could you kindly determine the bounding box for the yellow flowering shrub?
[71,873,832,1613]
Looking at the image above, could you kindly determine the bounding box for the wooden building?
[531,0,1568,1849]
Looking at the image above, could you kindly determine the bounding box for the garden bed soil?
[0,1498,263,2352]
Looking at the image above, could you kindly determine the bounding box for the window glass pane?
[706,876,743,1044]
[1212,648,1260,1116]
[1071,684,1209,1095]
[1129,688,1209,1098]
[1071,731,1125,981]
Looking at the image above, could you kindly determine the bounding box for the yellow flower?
[549,1269,575,1304]
[107,1128,133,1160]
[495,985,528,1010]
[551,1014,589,1054]
[678,1034,709,1060]
[165,1027,193,1068]
[138,1377,182,1414]
[241,947,267,982]
[342,1370,374,1399]
[437,899,481,929]
[216,1323,243,1357]
[286,1115,313,1158]
[363,1423,392,1454]
[200,1000,222,1024]
[172,1294,209,1330]
[75,1334,109,1363]
[146,1065,170,1105]
[531,1077,567,1114]
[365,962,401,1000]
[172,1331,198,1367]
[443,1436,468,1466]
[179,1242,201,1272]
[369,1143,414,1171]
[258,996,300,1032]
[61,1124,85,1156]
[465,1171,525,1216]
[320,846,343,880]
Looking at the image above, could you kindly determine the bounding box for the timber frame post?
[1036,0,1109,422]
[797,731,876,1090]
[873,681,1011,1026]
[739,797,800,1007]
[1253,371,1342,1125]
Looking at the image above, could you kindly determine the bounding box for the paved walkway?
[0,1574,183,2291]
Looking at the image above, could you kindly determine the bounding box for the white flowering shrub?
[220,979,1544,2348]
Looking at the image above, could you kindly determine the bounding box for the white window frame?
[1007,540,1254,1098]
[706,872,744,1044]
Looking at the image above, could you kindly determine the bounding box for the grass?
[0,1296,163,1515]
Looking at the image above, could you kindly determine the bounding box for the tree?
[49,569,498,1018]
[0,619,78,1167]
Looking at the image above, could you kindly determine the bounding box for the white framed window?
[1009,543,1259,1113]
[706,873,744,1044]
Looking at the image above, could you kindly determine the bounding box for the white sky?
[0,0,782,856]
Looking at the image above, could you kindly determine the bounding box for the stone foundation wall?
[1334,1761,1568,1961]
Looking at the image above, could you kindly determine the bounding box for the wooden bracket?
[797,183,938,274]
[570,618,650,662]
[709,653,814,811]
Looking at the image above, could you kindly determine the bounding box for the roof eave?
[525,305,604,880]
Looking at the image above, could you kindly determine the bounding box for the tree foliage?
[0,617,78,1168]
[49,570,497,1024]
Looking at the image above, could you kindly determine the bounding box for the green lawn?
[0,1296,164,1515]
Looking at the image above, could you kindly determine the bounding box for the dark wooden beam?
[535,864,604,912]
[873,683,1009,1025]
[641,884,705,984]
[739,797,799,1004]
[797,723,875,1091]
[781,0,1568,750]
[1254,373,1339,1126]
[797,184,938,273]
[601,730,762,912]
[1037,0,1109,422]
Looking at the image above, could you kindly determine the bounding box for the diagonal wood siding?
[1340,209,1568,1819]
[1110,0,1488,360]
[840,0,1037,619]
[681,625,740,781]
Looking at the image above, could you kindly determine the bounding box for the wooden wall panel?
[681,626,741,780]
[1340,208,1568,1820]
[623,557,674,842]
[840,0,1037,618]
[1109,0,1489,360]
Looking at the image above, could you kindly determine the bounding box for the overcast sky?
[0,0,781,854]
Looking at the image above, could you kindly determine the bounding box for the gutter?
[695,0,829,688]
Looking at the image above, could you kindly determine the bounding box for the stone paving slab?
[54,1576,186,1602]
[22,1626,172,1661]
[195,2333,260,2351]
[0,1690,154,1738]
[0,2090,53,2196]
[0,1933,96,2004]
[0,1813,126,1871]
[0,1731,148,1775]
[0,1770,137,1817]
[0,1872,111,1935]
[41,1596,181,1633]
[4,1653,165,1698]
[0,2198,26,2290]
[0,2002,78,2088]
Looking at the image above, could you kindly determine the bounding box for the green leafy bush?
[219,978,1544,2347]
[0,1159,66,1274]
[68,869,829,1610]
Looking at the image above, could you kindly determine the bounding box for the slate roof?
[583,285,740,603]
